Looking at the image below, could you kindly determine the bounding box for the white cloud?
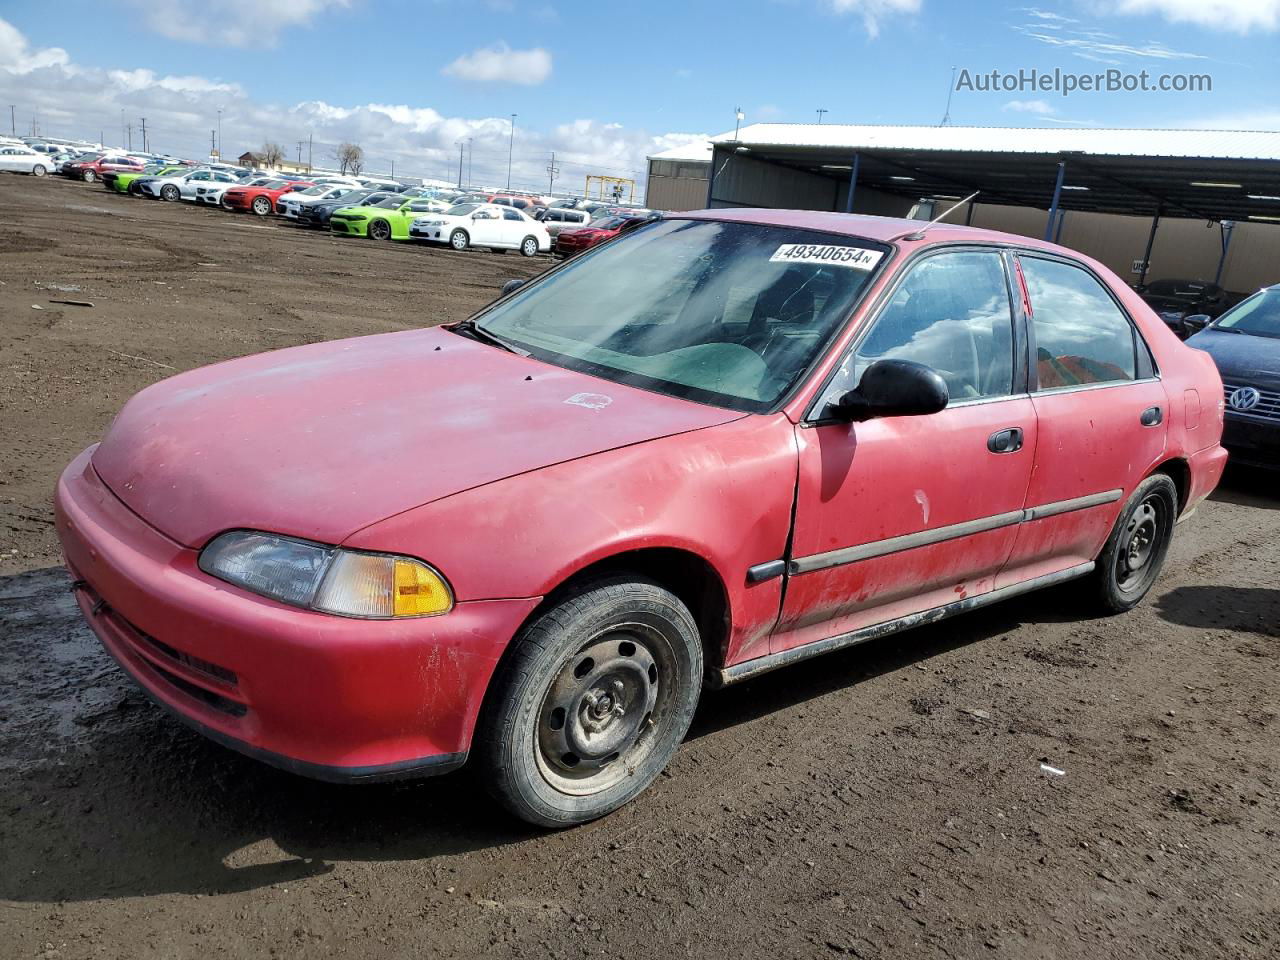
[824,0,921,37]
[0,17,692,198]
[1111,0,1280,33]
[1003,98,1057,114]
[131,0,352,49]
[441,42,553,86]
[1014,11,1207,61]
[0,18,70,73]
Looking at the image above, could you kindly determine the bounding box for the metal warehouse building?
[646,124,1280,297]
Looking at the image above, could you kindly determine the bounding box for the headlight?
[198,531,453,619]
[416,218,444,226]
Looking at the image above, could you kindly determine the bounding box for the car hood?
[91,326,743,549]
[1187,328,1280,390]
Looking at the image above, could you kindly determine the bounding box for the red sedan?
[60,153,145,183]
[56,209,1226,826]
[553,214,652,257]
[222,178,314,215]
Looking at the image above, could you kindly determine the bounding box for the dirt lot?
[2,175,1279,960]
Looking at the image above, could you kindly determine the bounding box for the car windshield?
[474,219,887,412]
[263,180,290,189]
[298,185,327,196]
[1147,279,1216,298]
[446,203,480,217]
[1213,288,1280,339]
[332,190,371,204]
[372,197,402,209]
[590,217,631,230]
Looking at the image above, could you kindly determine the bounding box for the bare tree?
[259,141,285,168]
[336,142,364,176]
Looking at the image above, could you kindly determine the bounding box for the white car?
[408,202,552,257]
[0,145,55,177]
[277,183,360,220]
[138,167,240,201]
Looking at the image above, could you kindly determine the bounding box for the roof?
[717,123,1280,162]
[648,139,717,162]
[680,207,1064,251]
[707,123,1280,223]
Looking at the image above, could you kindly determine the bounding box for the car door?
[775,247,1037,651]
[499,208,528,247]
[996,252,1168,587]
[0,148,20,172]
[467,207,503,246]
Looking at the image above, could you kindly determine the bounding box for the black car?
[1139,278,1231,339]
[294,189,397,228]
[1187,284,1280,469]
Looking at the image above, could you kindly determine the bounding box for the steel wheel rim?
[1116,495,1164,591]
[534,621,676,796]
[523,238,536,256]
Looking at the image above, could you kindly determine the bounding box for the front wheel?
[368,219,392,241]
[1090,473,1178,613]
[520,236,539,258]
[449,229,469,251]
[251,196,272,216]
[82,169,96,183]
[161,184,180,202]
[476,577,703,828]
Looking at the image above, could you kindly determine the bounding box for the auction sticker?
[770,244,882,270]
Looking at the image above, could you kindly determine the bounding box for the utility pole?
[733,107,744,140]
[546,151,559,194]
[127,124,134,151]
[216,108,223,158]
[210,129,216,157]
[390,158,395,178]
[140,117,147,153]
[297,140,304,164]
[816,108,828,124]
[506,113,516,190]
[307,133,312,171]
[940,66,957,126]
[466,138,473,187]
[8,105,14,136]
[456,140,465,188]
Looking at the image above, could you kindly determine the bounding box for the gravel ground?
[1,174,1278,960]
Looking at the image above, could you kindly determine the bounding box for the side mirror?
[829,359,949,422]
[1181,313,1211,336]
[500,279,526,297]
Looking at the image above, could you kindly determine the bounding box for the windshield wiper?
[450,318,530,356]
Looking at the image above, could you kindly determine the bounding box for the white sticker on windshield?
[769,244,882,270]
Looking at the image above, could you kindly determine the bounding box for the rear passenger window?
[1021,256,1137,388]
[503,209,523,221]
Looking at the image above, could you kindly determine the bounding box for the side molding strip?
[790,489,1123,576]
[712,561,1095,688]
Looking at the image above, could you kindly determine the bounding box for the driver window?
[822,250,1015,409]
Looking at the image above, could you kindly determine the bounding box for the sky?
[1,0,1278,193]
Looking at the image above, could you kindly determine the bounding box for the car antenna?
[898,191,980,241]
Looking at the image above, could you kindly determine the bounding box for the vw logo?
[1229,386,1262,412]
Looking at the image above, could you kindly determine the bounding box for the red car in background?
[222,178,315,216]
[55,209,1226,828]
[60,153,146,183]
[554,214,654,257]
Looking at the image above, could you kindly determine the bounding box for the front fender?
[341,414,800,666]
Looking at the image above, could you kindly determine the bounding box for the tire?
[221,196,233,211]
[82,169,96,183]
[128,183,143,197]
[251,196,272,216]
[476,576,703,828]
[520,236,539,258]
[1089,473,1178,613]
[449,229,469,251]
[368,219,391,241]
[32,164,47,178]
[161,184,180,202]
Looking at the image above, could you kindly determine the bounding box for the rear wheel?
[32,164,47,178]
[251,196,272,216]
[449,229,469,251]
[520,236,539,258]
[82,169,96,183]
[368,219,392,241]
[476,577,703,828]
[160,184,180,202]
[1090,473,1177,613]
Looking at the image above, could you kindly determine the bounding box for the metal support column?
[1043,161,1066,242]
[704,145,719,208]
[843,153,860,214]
[1214,220,1236,286]
[964,199,975,226]
[1053,208,1067,244]
[1138,208,1161,288]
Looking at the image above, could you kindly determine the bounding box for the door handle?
[988,427,1024,454]
[1140,406,1163,427]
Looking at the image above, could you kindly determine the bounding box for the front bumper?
[1223,413,1280,469]
[54,447,540,781]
